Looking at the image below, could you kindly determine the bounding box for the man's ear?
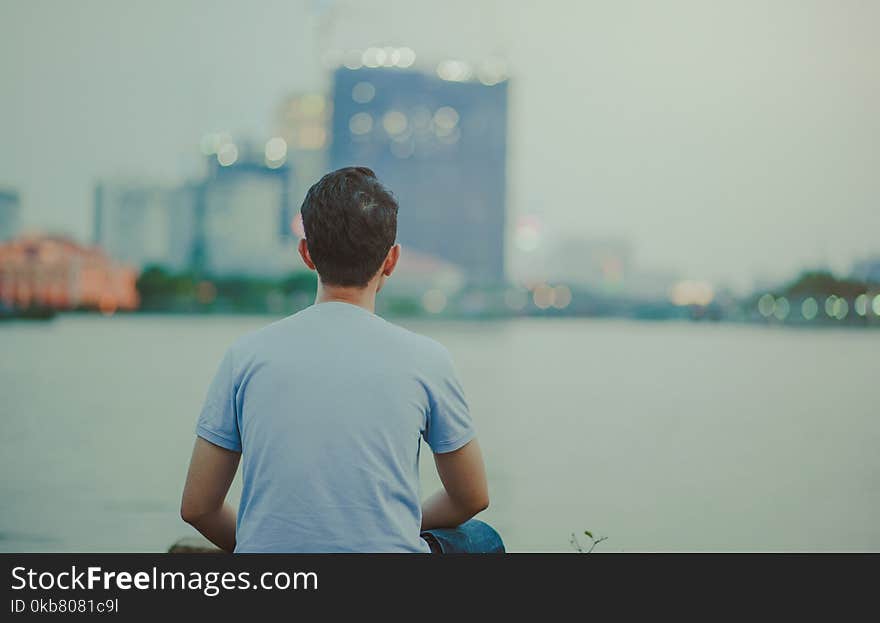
[298,238,316,271]
[382,244,401,277]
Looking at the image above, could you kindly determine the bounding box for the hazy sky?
[1,0,878,288]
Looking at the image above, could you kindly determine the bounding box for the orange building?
[0,235,139,313]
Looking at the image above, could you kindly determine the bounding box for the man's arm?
[180,437,240,552]
[421,439,490,531]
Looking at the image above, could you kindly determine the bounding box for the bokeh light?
[854,293,868,316]
[349,112,373,135]
[216,142,238,166]
[552,285,572,309]
[824,295,837,317]
[670,280,714,307]
[532,283,554,309]
[396,47,416,68]
[264,137,287,168]
[436,60,472,82]
[801,297,818,320]
[757,294,775,317]
[514,215,542,253]
[362,47,386,68]
[433,106,459,132]
[476,58,508,86]
[382,110,408,135]
[421,289,447,314]
[351,81,375,104]
[773,296,790,320]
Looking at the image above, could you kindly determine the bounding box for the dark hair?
[300,167,398,287]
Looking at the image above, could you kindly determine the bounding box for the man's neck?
[315,282,377,313]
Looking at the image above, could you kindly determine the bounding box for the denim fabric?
[421,519,505,553]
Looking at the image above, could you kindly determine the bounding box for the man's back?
[196,301,474,553]
[183,167,496,554]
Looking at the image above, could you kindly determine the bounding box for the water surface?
[2,315,877,551]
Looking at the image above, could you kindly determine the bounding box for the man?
[181,166,503,553]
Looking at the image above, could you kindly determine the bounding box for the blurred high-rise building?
[194,145,296,277]
[274,92,331,212]
[0,188,22,241]
[330,66,508,284]
[544,236,634,290]
[514,229,676,300]
[513,227,634,288]
[94,181,195,271]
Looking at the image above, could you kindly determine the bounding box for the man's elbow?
[180,505,198,526]
[476,494,490,514]
[465,492,490,516]
[180,499,209,526]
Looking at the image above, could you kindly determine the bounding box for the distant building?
[330,67,508,284]
[274,92,331,219]
[196,149,295,277]
[94,181,195,272]
[513,229,678,300]
[168,183,199,271]
[518,233,634,290]
[0,235,139,312]
[0,188,22,241]
[544,236,634,289]
[384,245,466,296]
[95,139,299,278]
[852,257,880,284]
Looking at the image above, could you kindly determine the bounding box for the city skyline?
[330,66,508,284]
[1,1,879,290]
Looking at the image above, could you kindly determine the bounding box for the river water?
[1,314,877,551]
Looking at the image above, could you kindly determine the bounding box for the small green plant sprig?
[570,530,608,553]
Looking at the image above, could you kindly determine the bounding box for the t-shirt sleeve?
[195,348,242,452]
[423,346,475,454]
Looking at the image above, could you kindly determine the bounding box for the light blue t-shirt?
[196,301,475,553]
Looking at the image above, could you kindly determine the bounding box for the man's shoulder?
[224,313,304,358]
[380,320,454,368]
[224,307,453,368]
